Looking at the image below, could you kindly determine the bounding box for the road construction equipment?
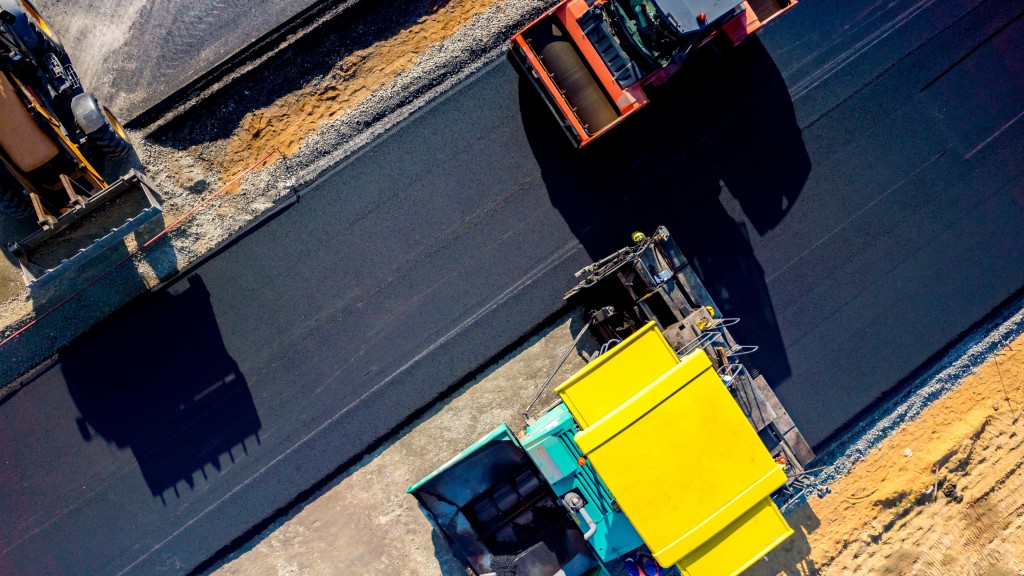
[0,0,161,287]
[409,226,814,576]
[510,0,795,147]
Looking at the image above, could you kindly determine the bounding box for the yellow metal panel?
[571,350,713,454]
[574,351,790,571]
[556,322,678,428]
[676,497,793,576]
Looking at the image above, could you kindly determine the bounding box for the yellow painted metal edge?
[573,348,790,567]
[555,321,675,395]
[556,321,679,428]
[676,498,794,576]
[654,466,788,566]
[572,349,712,455]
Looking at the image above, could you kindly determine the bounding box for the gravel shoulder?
[4,1,1022,573]
[751,306,1024,575]
[212,312,588,575]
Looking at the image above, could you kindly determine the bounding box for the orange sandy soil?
[211,0,508,186]
[751,332,1024,576]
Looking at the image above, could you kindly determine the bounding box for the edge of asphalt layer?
[797,287,1024,499]
[0,46,511,394]
[2,5,1021,567]
[0,0,377,385]
[189,279,1024,573]
[0,50,561,574]
[152,49,511,294]
[124,0,372,129]
[188,307,579,576]
[188,283,1024,574]
[0,258,157,387]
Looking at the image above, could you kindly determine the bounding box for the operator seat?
[0,71,61,173]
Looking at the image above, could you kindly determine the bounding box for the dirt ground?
[210,314,1024,575]
[751,331,1024,576]
[216,0,512,183]
[8,2,1024,571]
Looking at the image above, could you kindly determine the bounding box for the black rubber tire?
[0,180,33,219]
[527,18,618,135]
[88,106,131,160]
[18,0,65,52]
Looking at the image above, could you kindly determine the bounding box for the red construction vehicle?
[510,0,795,147]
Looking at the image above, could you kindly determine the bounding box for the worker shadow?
[60,273,262,504]
[520,35,809,383]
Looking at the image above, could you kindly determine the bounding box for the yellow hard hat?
[631,231,646,244]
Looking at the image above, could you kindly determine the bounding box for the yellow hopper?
[563,327,792,575]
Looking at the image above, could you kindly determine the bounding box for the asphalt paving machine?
[0,0,161,287]
[409,226,815,576]
[510,0,795,146]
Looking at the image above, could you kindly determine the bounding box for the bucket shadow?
[61,274,261,503]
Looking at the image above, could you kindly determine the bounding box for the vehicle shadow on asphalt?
[521,36,810,385]
[0,149,183,386]
[60,273,262,504]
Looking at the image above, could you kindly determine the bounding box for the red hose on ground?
[0,147,281,350]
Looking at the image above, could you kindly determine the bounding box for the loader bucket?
[8,169,162,288]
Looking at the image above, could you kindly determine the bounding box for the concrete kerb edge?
[0,261,153,388]
[288,47,512,191]
[150,47,513,293]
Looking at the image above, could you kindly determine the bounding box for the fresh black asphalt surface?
[2,0,1023,573]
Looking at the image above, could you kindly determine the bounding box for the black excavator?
[0,0,160,287]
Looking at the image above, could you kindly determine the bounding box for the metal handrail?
[523,319,593,424]
[676,330,722,357]
[708,317,741,328]
[727,345,759,357]
[719,363,770,433]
